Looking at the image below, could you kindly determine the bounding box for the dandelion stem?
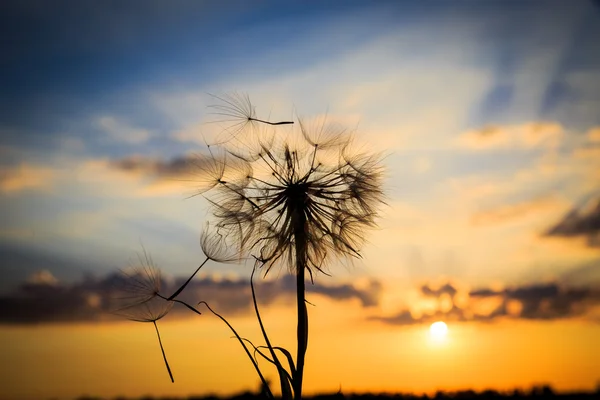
[198,301,274,399]
[249,117,294,126]
[258,153,287,184]
[153,320,174,383]
[156,294,202,316]
[167,257,209,300]
[250,265,293,399]
[293,211,308,400]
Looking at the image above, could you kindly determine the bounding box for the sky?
[1,0,600,399]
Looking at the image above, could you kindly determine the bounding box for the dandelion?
[112,251,175,383]
[111,94,384,400]
[196,93,385,400]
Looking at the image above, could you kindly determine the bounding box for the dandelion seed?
[200,223,243,264]
[208,92,293,144]
[111,250,167,311]
[111,251,175,383]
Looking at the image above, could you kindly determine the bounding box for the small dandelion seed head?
[200,223,243,263]
[111,250,173,323]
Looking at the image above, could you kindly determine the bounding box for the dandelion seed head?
[196,94,385,276]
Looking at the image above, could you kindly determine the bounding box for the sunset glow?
[429,321,448,341]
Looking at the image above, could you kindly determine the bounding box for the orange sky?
[2,297,599,400]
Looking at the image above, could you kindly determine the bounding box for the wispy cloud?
[0,163,56,193]
[458,122,564,150]
[588,127,600,143]
[108,154,218,197]
[544,195,600,247]
[95,116,152,144]
[109,154,196,178]
[471,197,567,226]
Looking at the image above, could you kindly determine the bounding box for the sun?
[429,321,448,340]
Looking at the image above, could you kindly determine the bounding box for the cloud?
[571,126,600,160]
[370,305,468,326]
[588,127,600,143]
[0,244,101,294]
[420,282,458,299]
[26,270,59,286]
[370,310,419,326]
[310,278,382,307]
[108,154,220,196]
[110,154,196,179]
[471,197,566,226]
[0,270,381,325]
[544,195,600,247]
[458,122,564,150]
[96,116,152,144]
[0,163,56,193]
[370,280,600,326]
[469,283,596,321]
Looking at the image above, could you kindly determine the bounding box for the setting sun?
[429,321,448,340]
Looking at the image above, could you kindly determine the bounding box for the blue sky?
[1,0,600,309]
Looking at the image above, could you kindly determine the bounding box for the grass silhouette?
[75,385,600,400]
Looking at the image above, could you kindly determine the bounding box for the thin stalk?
[248,176,285,188]
[168,258,209,300]
[198,301,274,399]
[293,211,308,400]
[219,183,261,210]
[250,117,294,126]
[153,320,174,383]
[238,338,294,386]
[157,293,202,316]
[259,152,287,184]
[250,265,293,399]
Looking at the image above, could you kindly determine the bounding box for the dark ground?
[74,385,600,400]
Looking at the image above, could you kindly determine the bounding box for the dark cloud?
[470,283,595,321]
[370,304,469,326]
[371,281,600,326]
[370,310,417,325]
[311,278,381,307]
[110,154,197,178]
[420,282,457,299]
[545,196,600,246]
[0,243,97,294]
[369,304,468,326]
[468,288,497,297]
[0,270,380,325]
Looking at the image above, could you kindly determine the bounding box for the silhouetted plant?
[193,93,384,399]
[112,93,385,400]
[112,250,175,382]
